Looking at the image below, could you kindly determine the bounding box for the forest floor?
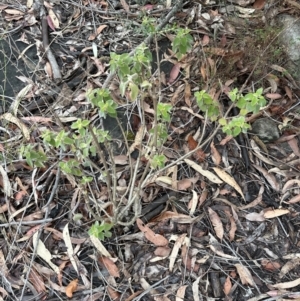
[1,0,300,300]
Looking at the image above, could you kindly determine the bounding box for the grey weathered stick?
[41,16,62,80]
[102,0,183,89]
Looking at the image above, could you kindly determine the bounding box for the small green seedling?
[88,221,113,240]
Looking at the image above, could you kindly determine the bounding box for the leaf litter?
[1,0,300,300]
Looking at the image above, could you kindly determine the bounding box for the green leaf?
[232,127,241,136]
[129,82,139,101]
[219,118,227,126]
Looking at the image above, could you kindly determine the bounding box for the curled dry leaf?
[288,194,300,204]
[136,218,168,246]
[239,186,264,210]
[282,179,300,193]
[279,258,300,279]
[65,279,78,298]
[0,113,30,141]
[253,165,280,192]
[208,208,224,240]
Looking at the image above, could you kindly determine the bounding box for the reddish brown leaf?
[136,219,168,246]
[187,135,206,162]
[253,0,266,9]
[29,268,46,294]
[65,279,78,298]
[223,276,232,295]
[261,259,281,272]
[107,286,120,301]
[99,256,120,277]
[168,63,181,84]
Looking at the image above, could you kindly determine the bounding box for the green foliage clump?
[195,88,267,137]
[172,28,193,59]
[88,221,113,240]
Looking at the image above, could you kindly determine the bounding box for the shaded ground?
[1,0,300,301]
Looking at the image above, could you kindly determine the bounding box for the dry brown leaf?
[4,9,24,15]
[176,285,187,301]
[177,178,194,190]
[184,82,191,107]
[168,63,181,84]
[198,187,208,207]
[282,179,300,193]
[213,167,245,200]
[210,141,221,165]
[154,211,196,223]
[224,209,237,242]
[88,24,108,41]
[154,246,171,257]
[209,234,237,259]
[120,0,130,12]
[188,190,198,215]
[107,285,120,301]
[208,207,224,240]
[220,135,233,145]
[184,159,222,184]
[272,278,300,289]
[263,208,289,219]
[128,125,145,154]
[23,263,48,294]
[136,218,168,246]
[187,135,206,162]
[181,244,200,272]
[223,276,232,296]
[261,259,281,272]
[279,257,300,278]
[288,194,300,204]
[65,279,78,298]
[253,0,266,9]
[287,137,300,157]
[169,234,186,272]
[48,9,59,28]
[239,186,264,210]
[99,256,120,277]
[253,165,280,191]
[0,113,30,141]
[245,211,265,222]
[235,264,255,286]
